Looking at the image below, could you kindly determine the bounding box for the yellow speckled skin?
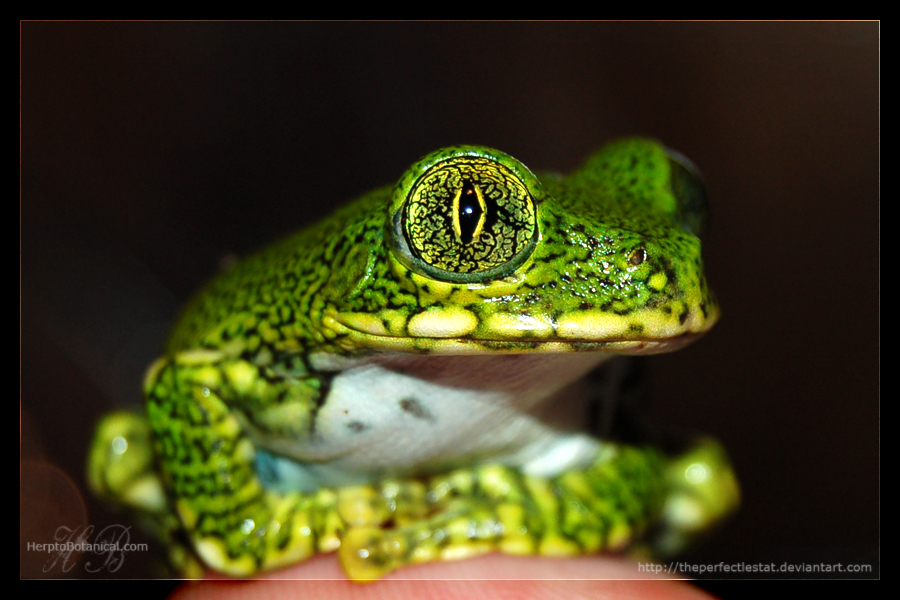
[88,139,738,578]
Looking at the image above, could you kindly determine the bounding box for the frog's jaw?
[321,300,718,356]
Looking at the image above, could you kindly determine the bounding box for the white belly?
[256,353,608,492]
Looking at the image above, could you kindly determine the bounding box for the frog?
[87,138,739,580]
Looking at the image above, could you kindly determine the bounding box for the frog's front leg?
[143,350,349,576]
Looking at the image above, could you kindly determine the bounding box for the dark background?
[21,22,878,580]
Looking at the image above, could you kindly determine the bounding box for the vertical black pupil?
[458,180,482,244]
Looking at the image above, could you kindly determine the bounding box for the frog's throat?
[322,303,719,356]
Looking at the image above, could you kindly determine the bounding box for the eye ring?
[389,146,542,284]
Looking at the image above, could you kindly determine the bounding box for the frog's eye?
[390,147,541,283]
[665,148,710,238]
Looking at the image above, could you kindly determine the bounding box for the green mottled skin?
[88,139,738,579]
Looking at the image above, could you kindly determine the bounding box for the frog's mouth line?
[325,300,719,356]
[350,334,705,355]
[325,312,714,356]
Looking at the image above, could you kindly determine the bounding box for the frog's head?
[321,140,719,356]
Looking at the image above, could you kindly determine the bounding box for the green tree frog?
[88,139,739,579]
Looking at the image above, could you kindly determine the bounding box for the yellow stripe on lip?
[407,307,479,338]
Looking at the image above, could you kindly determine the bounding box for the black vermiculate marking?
[308,370,336,436]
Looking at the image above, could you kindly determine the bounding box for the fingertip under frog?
[88,138,739,579]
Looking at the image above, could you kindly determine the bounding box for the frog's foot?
[338,445,669,579]
[652,437,740,557]
[88,411,166,514]
[88,411,206,576]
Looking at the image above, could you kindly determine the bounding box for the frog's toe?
[336,480,429,528]
[87,410,166,515]
[338,526,406,580]
[337,493,507,579]
[338,516,496,580]
[655,438,740,556]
